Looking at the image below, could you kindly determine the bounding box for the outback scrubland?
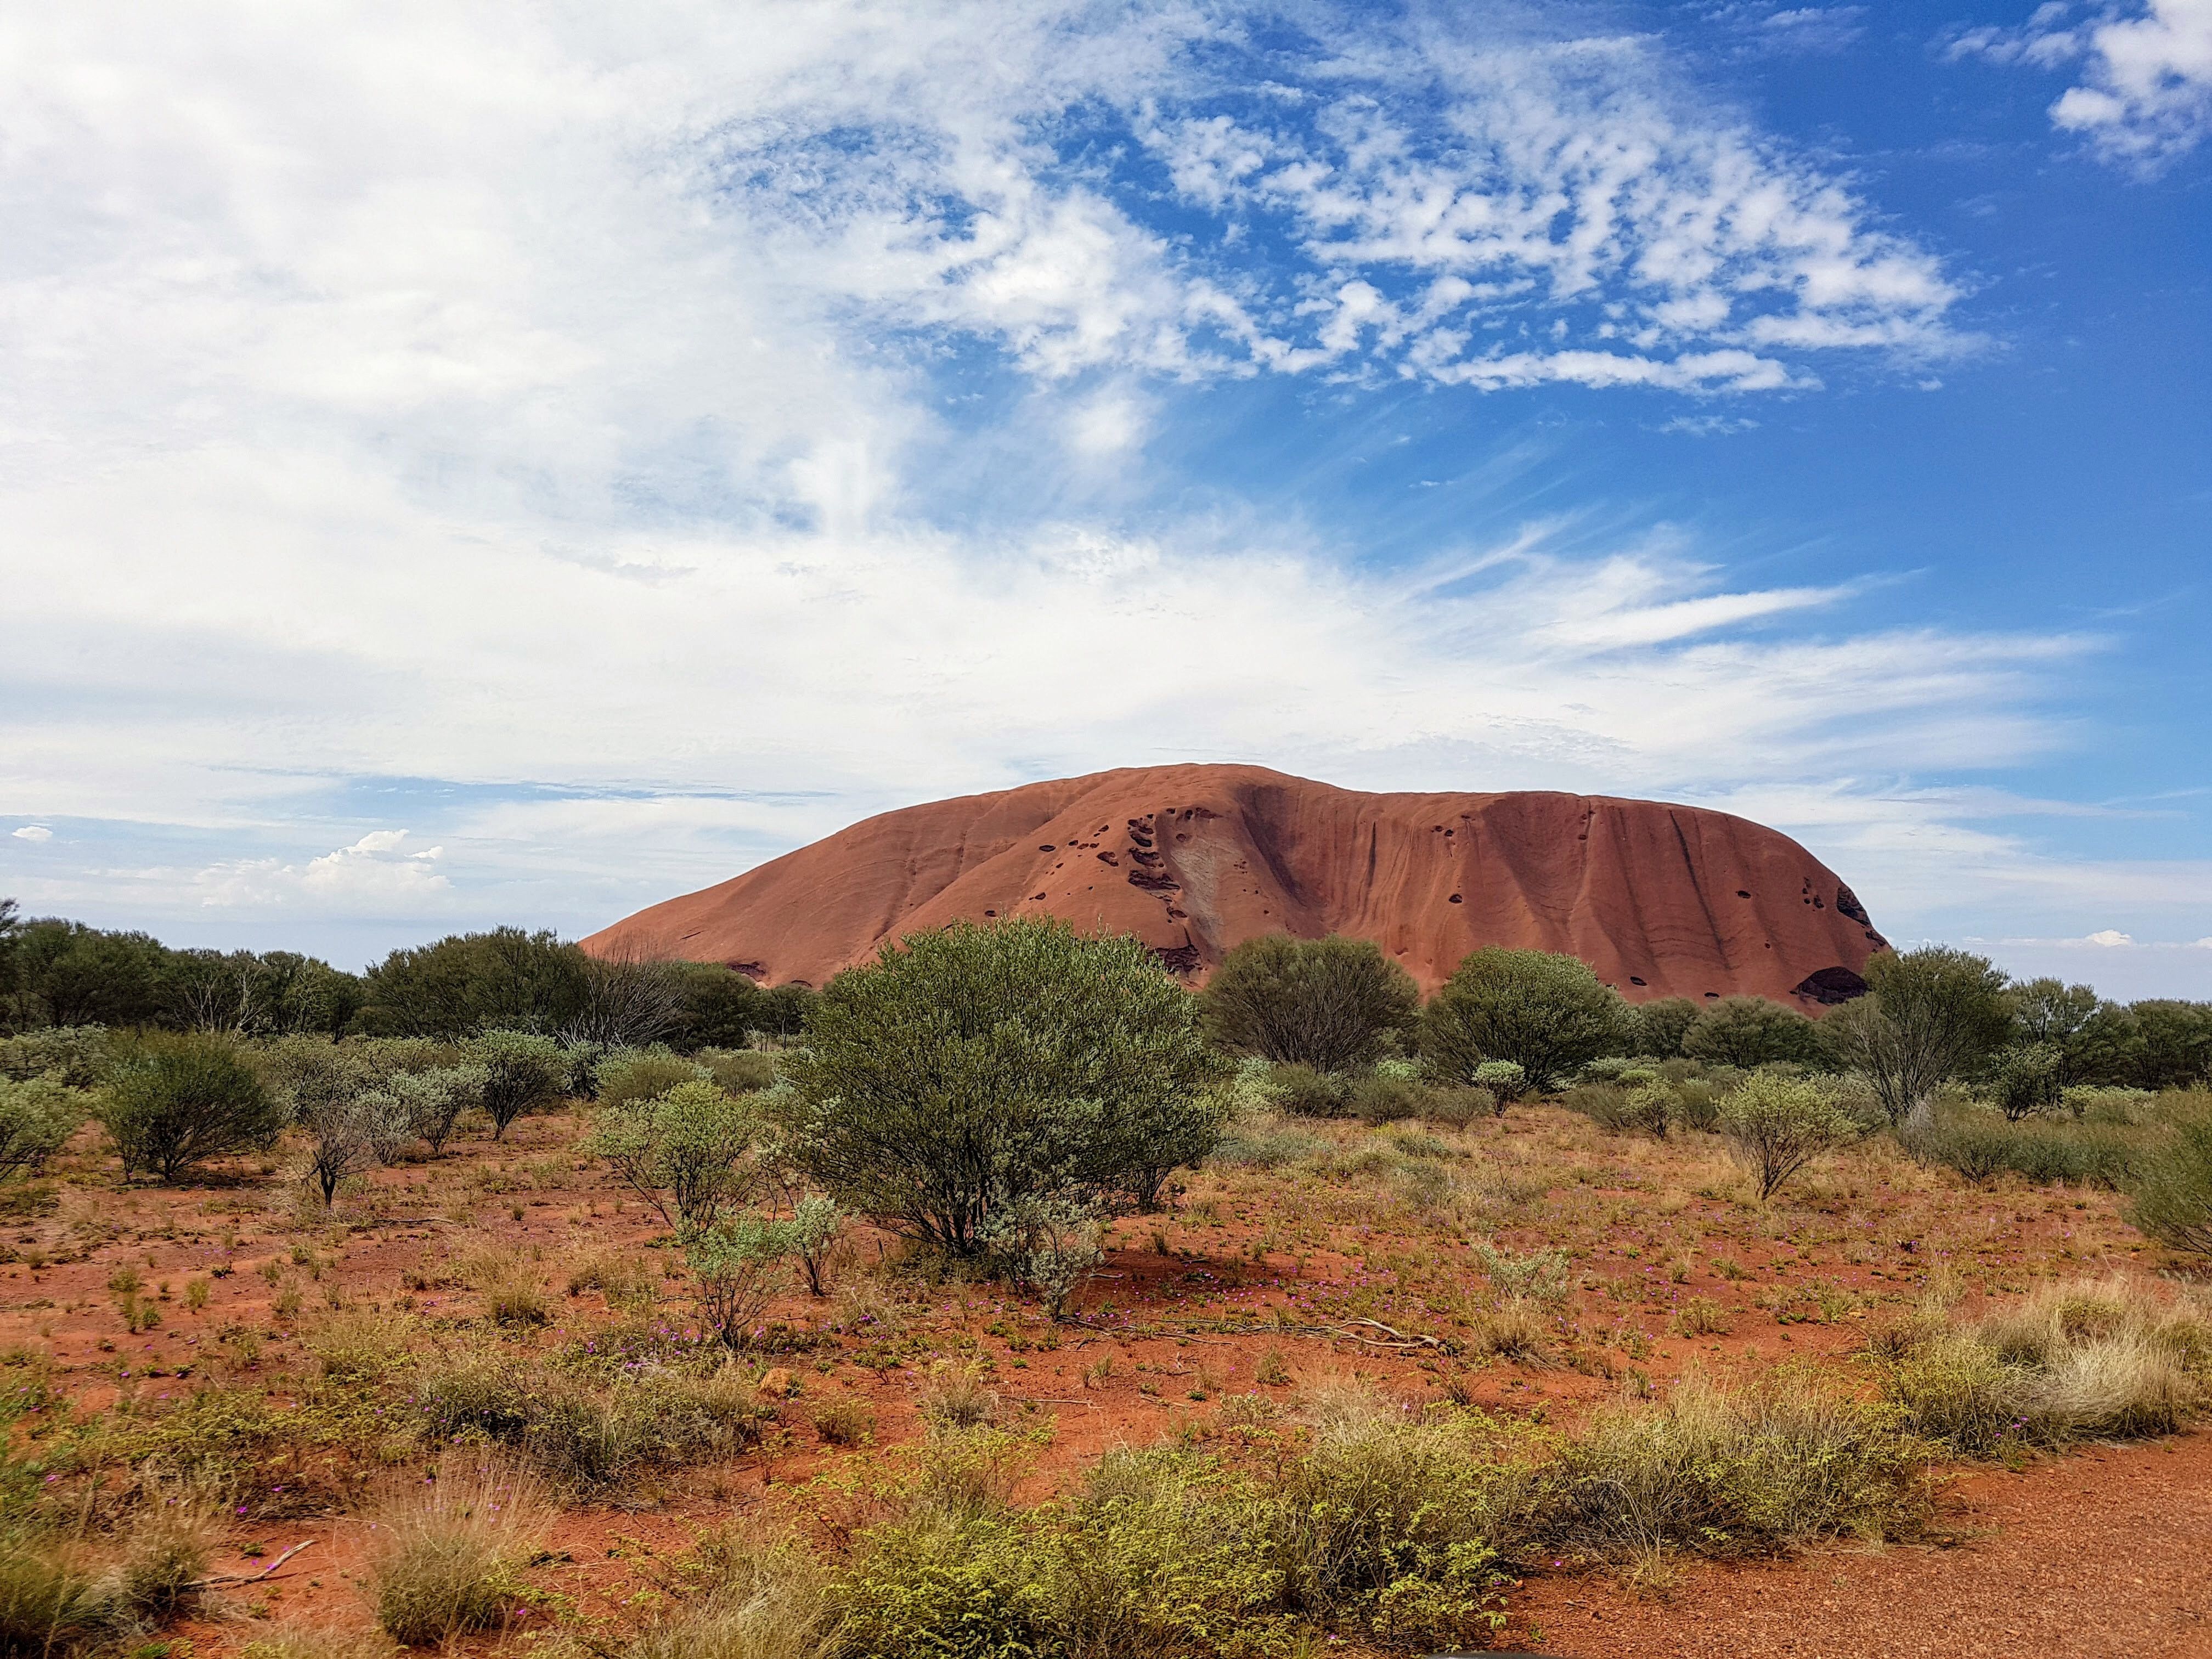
[1,901,2210,1658]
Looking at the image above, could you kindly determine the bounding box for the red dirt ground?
[2,1099,2202,1656]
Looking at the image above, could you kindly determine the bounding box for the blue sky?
[3,0,2208,994]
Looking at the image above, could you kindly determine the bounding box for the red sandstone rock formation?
[582,764,1887,1006]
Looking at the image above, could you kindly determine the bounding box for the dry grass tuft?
[916,1361,996,1432]
[363,1462,548,1646]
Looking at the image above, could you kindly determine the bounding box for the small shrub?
[387,1064,485,1155]
[978,1194,1101,1319]
[462,1030,566,1140]
[1420,950,1626,1091]
[1668,1296,1731,1337]
[1207,1116,1327,1167]
[812,1399,874,1446]
[1347,1072,1419,1125]
[1669,1079,1722,1132]
[686,1212,798,1350]
[1423,1085,1497,1128]
[1878,1276,2212,1452]
[595,1048,708,1113]
[240,1623,400,1659]
[1471,1240,1572,1306]
[2130,1116,2212,1256]
[0,1027,110,1088]
[0,1076,84,1177]
[118,1499,219,1620]
[589,1080,762,1232]
[365,1464,546,1646]
[1268,1063,1351,1118]
[1198,934,1419,1071]
[1471,1059,1527,1103]
[1988,1042,2064,1121]
[697,1048,778,1094]
[622,1535,835,1659]
[1718,1073,1855,1201]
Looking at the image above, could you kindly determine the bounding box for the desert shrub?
[0,1534,120,1655]
[414,1352,766,1485]
[775,919,1223,1251]
[1669,1078,1722,1132]
[1347,1072,1419,1125]
[0,1076,82,1177]
[299,1093,377,1205]
[1719,1073,1856,1200]
[1626,998,1701,1060]
[463,1030,567,1138]
[1680,997,1823,1069]
[787,1195,845,1297]
[98,1034,287,1180]
[813,1399,875,1447]
[1468,1059,1526,1104]
[2130,1115,2212,1256]
[1878,1277,2212,1452]
[365,1464,546,1645]
[117,1499,218,1620]
[0,1026,110,1088]
[1206,1116,1328,1169]
[589,1079,762,1231]
[686,1212,799,1350]
[1420,950,1627,1091]
[1267,1062,1351,1118]
[1617,1082,1673,1139]
[385,1064,483,1155]
[239,1625,400,1659]
[698,1048,778,1094]
[917,1361,998,1434]
[1556,1372,1928,1558]
[595,1048,708,1113]
[1907,1110,2140,1189]
[1988,1042,2064,1120]
[978,1194,1102,1319]
[2063,1084,2156,1123]
[1198,934,1419,1072]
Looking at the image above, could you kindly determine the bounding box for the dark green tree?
[1197,934,1418,1072]
[2125,1001,2212,1092]
[1419,948,1627,1091]
[360,928,588,1037]
[774,918,1221,1254]
[1821,947,2013,1126]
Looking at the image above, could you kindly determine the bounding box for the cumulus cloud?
[193,832,448,911]
[9,827,51,843]
[1949,1,2212,166]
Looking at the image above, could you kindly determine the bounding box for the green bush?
[0,1027,110,1088]
[1471,1059,1528,1103]
[97,1034,287,1181]
[596,1048,709,1111]
[382,1063,485,1155]
[1266,1062,1350,1118]
[1988,1042,2064,1120]
[1626,998,1701,1061]
[589,1080,762,1232]
[1197,935,1418,1072]
[776,919,1222,1252]
[1908,1110,2140,1189]
[359,927,587,1040]
[697,1048,778,1094]
[1421,1085,1498,1129]
[1680,997,1823,1069]
[0,1076,82,1176]
[463,1030,567,1139]
[1718,1073,1855,1201]
[1420,950,1626,1091]
[1206,1118,1328,1169]
[2130,1116,2212,1256]
[1823,946,2015,1125]
[1347,1072,1419,1125]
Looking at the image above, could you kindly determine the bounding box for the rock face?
[582,764,1888,1006]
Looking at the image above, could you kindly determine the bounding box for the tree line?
[0,900,812,1049]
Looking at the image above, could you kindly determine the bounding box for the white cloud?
[193,831,448,911]
[2084,926,2137,945]
[9,827,51,842]
[1949,1,2212,166]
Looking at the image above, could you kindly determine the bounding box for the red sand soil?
[5,1102,2202,1657]
[580,763,1888,1001]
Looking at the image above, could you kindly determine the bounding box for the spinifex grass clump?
[1876,1276,2212,1454]
[364,1464,547,1646]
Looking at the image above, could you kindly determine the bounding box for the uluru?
[584,764,1888,1008]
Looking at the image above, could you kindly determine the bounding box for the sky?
[2,0,2209,996]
